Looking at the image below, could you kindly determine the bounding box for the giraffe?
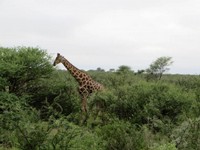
[53,53,104,113]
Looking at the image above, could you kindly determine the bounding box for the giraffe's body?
[53,53,103,112]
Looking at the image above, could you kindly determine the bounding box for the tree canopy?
[146,56,173,80]
[0,47,53,94]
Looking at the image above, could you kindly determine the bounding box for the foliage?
[30,70,80,117]
[0,47,53,95]
[107,82,195,132]
[1,47,200,150]
[116,65,133,74]
[96,120,148,150]
[151,143,177,150]
[0,92,41,149]
[1,96,104,149]
[146,56,173,80]
[171,117,200,149]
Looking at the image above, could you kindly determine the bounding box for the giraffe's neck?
[60,56,91,85]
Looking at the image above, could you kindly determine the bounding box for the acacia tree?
[116,65,133,75]
[0,47,53,94]
[146,56,173,80]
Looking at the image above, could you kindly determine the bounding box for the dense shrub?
[109,82,195,125]
[30,70,81,118]
[0,92,104,149]
[171,117,200,149]
[1,47,200,150]
[96,120,148,150]
[151,143,177,150]
[0,92,41,149]
[0,47,53,95]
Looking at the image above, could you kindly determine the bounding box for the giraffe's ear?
[57,53,60,56]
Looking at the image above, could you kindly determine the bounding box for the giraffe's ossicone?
[53,53,104,112]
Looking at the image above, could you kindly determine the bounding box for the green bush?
[151,143,177,150]
[96,120,148,150]
[107,82,196,133]
[0,92,41,149]
[1,94,104,150]
[0,47,53,95]
[31,70,80,118]
[171,117,200,150]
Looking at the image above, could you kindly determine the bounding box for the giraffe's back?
[83,79,103,94]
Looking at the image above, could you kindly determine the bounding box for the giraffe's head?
[53,53,62,66]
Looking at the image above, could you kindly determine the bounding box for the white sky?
[0,0,200,74]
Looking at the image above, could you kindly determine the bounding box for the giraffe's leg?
[79,86,88,113]
[81,96,87,113]
[80,95,89,125]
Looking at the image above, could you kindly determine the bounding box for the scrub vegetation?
[1,47,200,150]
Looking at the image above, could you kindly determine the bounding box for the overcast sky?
[0,0,200,74]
